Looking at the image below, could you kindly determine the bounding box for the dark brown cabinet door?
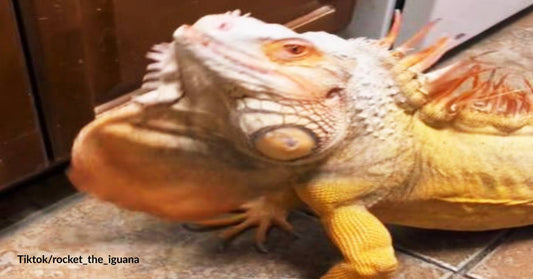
[17,0,355,160]
[0,1,47,188]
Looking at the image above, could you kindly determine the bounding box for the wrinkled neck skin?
[172,45,255,152]
[296,39,417,204]
[173,45,229,117]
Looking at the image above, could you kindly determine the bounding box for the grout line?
[394,246,459,274]
[396,228,516,278]
[450,229,516,279]
[450,230,510,271]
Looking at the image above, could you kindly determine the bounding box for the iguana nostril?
[217,21,232,31]
[253,127,317,161]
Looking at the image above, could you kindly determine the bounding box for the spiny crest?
[140,9,252,95]
[142,42,174,91]
[135,42,182,105]
[381,10,533,133]
[224,9,251,17]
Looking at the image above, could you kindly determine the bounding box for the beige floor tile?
[466,227,533,279]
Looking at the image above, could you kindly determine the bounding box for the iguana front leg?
[295,182,397,279]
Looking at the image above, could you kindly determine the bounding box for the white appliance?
[342,0,533,48]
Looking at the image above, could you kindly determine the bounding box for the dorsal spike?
[425,60,469,86]
[506,94,520,116]
[432,75,472,101]
[399,36,451,69]
[523,78,533,93]
[494,73,509,89]
[458,79,491,107]
[523,81,533,113]
[427,64,490,98]
[230,9,242,16]
[394,18,441,56]
[379,9,402,49]
[402,33,465,73]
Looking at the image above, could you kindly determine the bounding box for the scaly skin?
[372,117,533,230]
[69,11,533,279]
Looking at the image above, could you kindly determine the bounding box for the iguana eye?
[283,44,308,56]
[264,38,321,63]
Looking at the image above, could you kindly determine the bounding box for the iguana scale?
[68,10,533,279]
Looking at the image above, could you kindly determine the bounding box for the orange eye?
[283,44,308,56]
[263,38,321,63]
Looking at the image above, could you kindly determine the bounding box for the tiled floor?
[1,6,533,279]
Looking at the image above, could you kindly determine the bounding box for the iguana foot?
[186,195,295,252]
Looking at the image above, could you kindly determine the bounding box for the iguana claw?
[186,195,294,252]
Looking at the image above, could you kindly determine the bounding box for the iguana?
[68,10,533,279]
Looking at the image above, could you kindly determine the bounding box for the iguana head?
[172,11,358,163]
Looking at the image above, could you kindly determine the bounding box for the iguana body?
[69,10,533,279]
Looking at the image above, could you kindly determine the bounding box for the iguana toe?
[183,212,247,230]
[185,195,295,252]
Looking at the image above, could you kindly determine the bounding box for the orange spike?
[395,18,441,55]
[514,93,526,114]
[524,78,533,93]
[459,79,492,104]
[428,65,486,100]
[410,34,465,72]
[520,79,533,113]
[430,74,470,101]
[449,86,483,111]
[489,85,504,112]
[471,70,481,88]
[424,60,475,94]
[486,68,498,89]
[399,36,451,69]
[379,9,402,49]
[476,70,498,99]
[469,50,498,63]
[494,73,509,90]
[426,60,468,83]
[525,95,533,113]
[507,95,519,116]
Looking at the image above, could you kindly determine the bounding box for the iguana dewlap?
[69,10,533,279]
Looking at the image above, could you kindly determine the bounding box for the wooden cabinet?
[0,1,47,188]
[1,0,355,187]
